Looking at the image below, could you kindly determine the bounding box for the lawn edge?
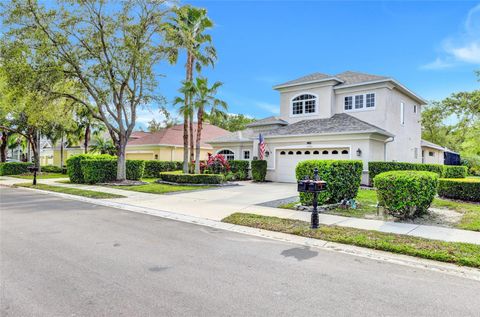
[13,183,125,199]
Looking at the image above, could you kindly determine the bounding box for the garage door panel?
[276,148,350,183]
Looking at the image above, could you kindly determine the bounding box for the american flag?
[258,133,265,160]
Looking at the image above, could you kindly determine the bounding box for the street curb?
[6,184,480,282]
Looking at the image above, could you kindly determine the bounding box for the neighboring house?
[125,123,229,161]
[209,71,447,184]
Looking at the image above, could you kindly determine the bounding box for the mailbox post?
[297,168,327,229]
[27,166,39,185]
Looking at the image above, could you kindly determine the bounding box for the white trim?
[216,148,235,160]
[289,92,319,118]
[242,149,251,160]
[344,92,376,112]
[273,77,344,90]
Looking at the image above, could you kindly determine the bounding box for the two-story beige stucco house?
[209,71,446,184]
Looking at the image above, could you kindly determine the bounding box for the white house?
[208,71,445,184]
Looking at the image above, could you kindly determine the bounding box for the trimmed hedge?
[143,161,182,178]
[126,160,145,181]
[159,171,224,184]
[251,160,267,182]
[296,160,363,205]
[374,171,439,219]
[437,178,480,202]
[0,162,31,175]
[368,161,444,183]
[442,165,467,179]
[229,160,250,180]
[81,159,117,184]
[41,165,65,174]
[66,154,114,183]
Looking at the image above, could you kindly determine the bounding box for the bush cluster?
[374,171,439,219]
[462,156,480,176]
[295,160,363,205]
[437,178,480,202]
[66,154,115,183]
[251,160,267,182]
[143,161,182,178]
[229,160,250,180]
[368,161,444,182]
[126,160,145,181]
[442,165,467,179]
[81,159,117,184]
[0,162,32,175]
[159,171,224,184]
[41,165,65,174]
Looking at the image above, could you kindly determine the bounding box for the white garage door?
[275,148,350,182]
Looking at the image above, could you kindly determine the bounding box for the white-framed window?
[243,150,250,160]
[291,94,317,116]
[344,96,353,110]
[400,102,405,125]
[344,93,375,111]
[218,149,234,161]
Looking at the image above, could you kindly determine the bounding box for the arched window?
[292,94,317,115]
[218,149,234,161]
[332,150,338,154]
[280,151,286,155]
[322,150,329,155]
[296,151,302,155]
[341,150,349,154]
[288,151,294,155]
[313,150,319,155]
[304,151,311,155]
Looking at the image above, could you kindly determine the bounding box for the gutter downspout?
[384,137,395,161]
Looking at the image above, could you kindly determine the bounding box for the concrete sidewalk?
[2,176,480,245]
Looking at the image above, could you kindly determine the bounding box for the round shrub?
[296,160,363,205]
[368,161,444,184]
[251,160,267,182]
[374,171,439,219]
[81,159,117,184]
[66,154,114,183]
[442,166,467,179]
[437,178,480,202]
[126,160,145,181]
[143,161,182,178]
[159,171,224,184]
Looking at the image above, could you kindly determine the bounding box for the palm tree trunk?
[182,112,189,174]
[189,112,194,171]
[183,52,195,174]
[195,106,204,174]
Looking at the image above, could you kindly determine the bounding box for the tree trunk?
[84,124,90,154]
[0,131,8,162]
[116,136,127,181]
[60,133,64,167]
[30,131,40,169]
[189,112,194,171]
[194,107,204,174]
[182,112,189,174]
[182,51,194,174]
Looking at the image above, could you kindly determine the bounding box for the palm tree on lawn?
[191,78,227,174]
[162,5,216,174]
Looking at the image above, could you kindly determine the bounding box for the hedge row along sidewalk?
[16,183,125,199]
[223,213,480,268]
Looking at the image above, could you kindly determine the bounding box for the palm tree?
[163,5,216,173]
[89,136,116,156]
[191,78,227,174]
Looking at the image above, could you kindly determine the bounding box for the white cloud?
[255,102,279,115]
[422,4,480,69]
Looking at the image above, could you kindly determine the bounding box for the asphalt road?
[1,187,480,317]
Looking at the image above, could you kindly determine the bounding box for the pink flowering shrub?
[204,153,230,174]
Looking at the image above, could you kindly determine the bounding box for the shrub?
[374,171,439,219]
[229,160,249,180]
[442,165,467,179]
[41,165,64,173]
[159,171,224,184]
[251,160,267,182]
[66,154,114,183]
[0,162,31,175]
[204,154,230,174]
[81,159,117,184]
[437,178,480,202]
[369,161,444,184]
[461,156,480,176]
[126,160,145,181]
[296,160,363,205]
[143,161,182,178]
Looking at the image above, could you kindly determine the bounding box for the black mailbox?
[27,165,39,185]
[296,168,327,229]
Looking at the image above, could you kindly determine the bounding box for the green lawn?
[16,183,125,199]
[12,173,68,179]
[223,213,480,268]
[103,178,213,194]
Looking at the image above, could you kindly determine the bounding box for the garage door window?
[304,151,311,155]
[313,150,319,155]
[288,151,294,155]
[296,151,302,155]
[332,150,338,154]
[341,150,349,154]
[280,151,286,155]
[322,150,329,154]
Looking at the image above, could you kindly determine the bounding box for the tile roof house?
[208,71,445,184]
[125,123,229,161]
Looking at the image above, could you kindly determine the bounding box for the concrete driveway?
[113,181,298,221]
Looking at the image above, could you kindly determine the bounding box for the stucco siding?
[422,147,444,164]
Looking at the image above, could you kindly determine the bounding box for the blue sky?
[138,1,480,128]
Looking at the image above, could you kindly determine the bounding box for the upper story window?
[344,93,375,111]
[291,94,317,116]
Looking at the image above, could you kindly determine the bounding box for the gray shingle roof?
[246,116,288,128]
[274,71,390,89]
[275,72,335,87]
[208,113,393,143]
